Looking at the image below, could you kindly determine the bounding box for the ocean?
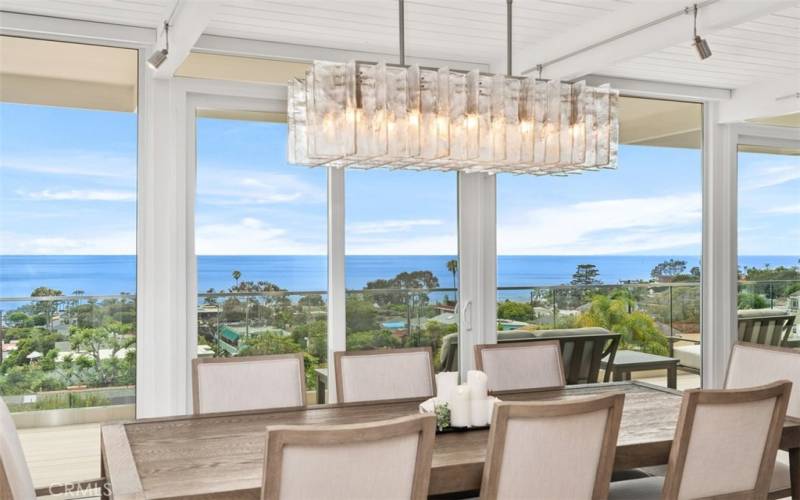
[1,255,798,300]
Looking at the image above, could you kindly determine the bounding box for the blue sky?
[1,102,798,256]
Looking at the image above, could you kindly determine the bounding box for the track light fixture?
[147,22,169,69]
[691,4,712,60]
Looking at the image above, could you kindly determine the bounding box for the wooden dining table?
[101,381,800,499]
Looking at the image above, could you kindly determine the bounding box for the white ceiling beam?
[149,0,220,79]
[194,35,490,73]
[583,75,731,101]
[505,1,795,81]
[719,74,800,123]
[0,11,154,47]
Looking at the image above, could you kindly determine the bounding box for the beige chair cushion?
[496,407,610,499]
[0,398,36,500]
[195,356,304,414]
[479,343,564,392]
[673,344,701,371]
[680,397,777,499]
[338,351,434,403]
[278,433,419,500]
[726,344,800,418]
[609,477,664,500]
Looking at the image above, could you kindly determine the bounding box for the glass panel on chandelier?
[287,61,619,174]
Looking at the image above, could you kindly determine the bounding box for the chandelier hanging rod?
[352,60,547,82]
[522,0,719,76]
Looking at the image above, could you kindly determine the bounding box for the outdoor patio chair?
[334,347,435,403]
[262,414,436,500]
[474,340,566,393]
[479,393,624,500]
[670,309,797,373]
[609,381,792,499]
[192,353,306,414]
[725,343,800,499]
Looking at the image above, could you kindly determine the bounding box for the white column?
[136,69,195,417]
[701,101,737,389]
[457,172,497,380]
[327,167,346,402]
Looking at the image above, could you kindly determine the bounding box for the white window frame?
[702,121,800,388]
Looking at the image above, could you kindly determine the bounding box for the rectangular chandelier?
[288,60,619,175]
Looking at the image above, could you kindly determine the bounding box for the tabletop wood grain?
[101,381,800,499]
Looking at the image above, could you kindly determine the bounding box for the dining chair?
[192,353,306,415]
[333,347,435,403]
[725,342,800,498]
[609,381,792,500]
[0,397,36,500]
[262,414,436,500]
[479,393,625,500]
[474,340,565,393]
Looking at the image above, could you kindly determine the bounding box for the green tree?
[446,259,458,290]
[66,321,136,387]
[497,301,535,322]
[346,330,401,351]
[650,259,688,282]
[31,287,63,331]
[577,294,668,355]
[298,294,325,307]
[570,264,601,286]
[737,292,768,310]
[346,298,378,332]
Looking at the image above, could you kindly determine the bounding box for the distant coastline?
[1,254,798,299]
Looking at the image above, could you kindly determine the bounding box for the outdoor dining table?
[100,381,800,499]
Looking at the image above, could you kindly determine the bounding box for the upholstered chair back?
[474,340,565,393]
[262,414,436,500]
[334,348,435,403]
[192,353,306,415]
[726,343,800,418]
[480,393,624,500]
[0,398,35,500]
[661,381,791,499]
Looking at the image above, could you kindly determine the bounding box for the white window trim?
[702,119,800,389]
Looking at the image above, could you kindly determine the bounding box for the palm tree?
[232,270,241,288]
[446,259,458,290]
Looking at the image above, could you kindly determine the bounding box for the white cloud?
[23,189,136,202]
[347,233,457,255]
[349,219,443,235]
[197,169,324,206]
[0,152,135,179]
[498,192,702,255]
[196,218,324,255]
[740,165,800,191]
[0,230,135,255]
[761,203,800,215]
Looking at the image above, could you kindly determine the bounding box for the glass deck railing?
[1,280,798,412]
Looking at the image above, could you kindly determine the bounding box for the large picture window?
[496,97,703,390]
[344,169,459,373]
[0,36,138,487]
[194,113,327,396]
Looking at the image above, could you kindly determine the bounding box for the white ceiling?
[0,0,798,90]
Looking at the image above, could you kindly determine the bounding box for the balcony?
[2,280,798,489]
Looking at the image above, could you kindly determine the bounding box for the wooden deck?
[18,423,101,491]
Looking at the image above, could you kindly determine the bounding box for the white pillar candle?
[467,370,488,400]
[470,398,489,427]
[450,384,471,428]
[486,398,497,424]
[435,371,459,404]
